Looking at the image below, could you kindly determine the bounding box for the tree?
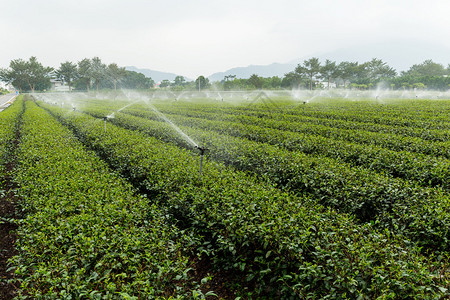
[26,57,53,93]
[248,74,263,89]
[365,58,396,82]
[55,61,78,91]
[77,58,92,92]
[223,75,236,90]
[0,59,28,92]
[106,63,126,91]
[173,76,186,86]
[352,62,370,84]
[403,59,446,77]
[224,74,236,81]
[337,61,359,88]
[0,57,52,92]
[121,71,154,89]
[297,57,321,90]
[319,59,337,89]
[195,76,209,90]
[267,76,282,89]
[90,57,106,92]
[159,79,171,88]
[281,71,303,88]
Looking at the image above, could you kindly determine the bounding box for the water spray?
[146,101,198,148]
[117,101,139,112]
[102,116,108,133]
[102,113,114,133]
[195,146,208,176]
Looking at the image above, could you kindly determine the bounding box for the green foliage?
[55,61,78,91]
[0,57,52,92]
[76,58,92,92]
[173,76,186,87]
[11,100,207,298]
[0,95,24,175]
[248,74,263,89]
[195,76,210,90]
[34,97,450,298]
[160,79,171,88]
[81,100,450,253]
[106,63,127,90]
[403,59,447,77]
[91,57,107,92]
[120,70,154,89]
[296,57,321,90]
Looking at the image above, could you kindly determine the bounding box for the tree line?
[0,57,155,93]
[223,58,450,91]
[1,56,450,92]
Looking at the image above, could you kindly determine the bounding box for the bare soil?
[0,163,19,300]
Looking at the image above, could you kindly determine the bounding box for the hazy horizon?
[2,0,450,78]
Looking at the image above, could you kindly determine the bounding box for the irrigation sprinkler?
[195,146,208,176]
[103,116,108,133]
[102,114,114,133]
[302,101,308,113]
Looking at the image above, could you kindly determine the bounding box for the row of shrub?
[76,105,450,254]
[149,99,450,142]
[11,100,211,298]
[272,100,450,130]
[117,105,450,190]
[0,95,23,175]
[153,104,450,160]
[38,99,450,298]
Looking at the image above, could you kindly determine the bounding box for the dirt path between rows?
[0,102,22,299]
[0,161,19,300]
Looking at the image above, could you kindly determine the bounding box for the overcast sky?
[1,0,450,78]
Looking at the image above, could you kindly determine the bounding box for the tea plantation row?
[108,104,450,189]
[32,97,450,298]
[7,99,215,298]
[76,101,450,253]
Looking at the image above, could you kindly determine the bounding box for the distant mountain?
[125,66,185,83]
[296,40,450,73]
[126,40,450,83]
[207,40,450,80]
[208,63,296,81]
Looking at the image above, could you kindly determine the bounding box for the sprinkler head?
[102,116,108,121]
[195,146,208,156]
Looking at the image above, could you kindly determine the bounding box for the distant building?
[316,80,337,89]
[50,79,71,91]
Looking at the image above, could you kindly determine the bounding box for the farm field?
[2,92,450,299]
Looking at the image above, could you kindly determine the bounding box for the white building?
[50,79,71,91]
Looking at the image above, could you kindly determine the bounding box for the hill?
[208,40,450,80]
[126,40,450,82]
[125,66,185,83]
[207,63,296,82]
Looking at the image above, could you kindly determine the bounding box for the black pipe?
[195,146,208,156]
[195,146,208,176]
